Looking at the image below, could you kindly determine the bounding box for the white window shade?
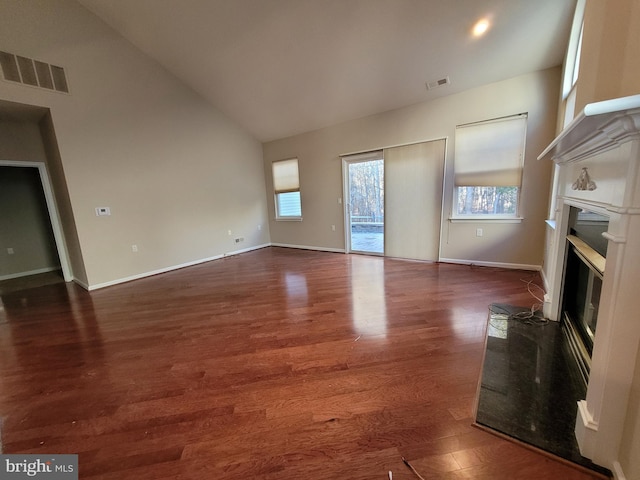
[272,158,300,193]
[341,150,383,163]
[454,114,527,187]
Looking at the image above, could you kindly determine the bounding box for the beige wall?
[0,0,269,288]
[264,68,560,267]
[576,0,640,112]
[0,119,47,162]
[39,112,88,283]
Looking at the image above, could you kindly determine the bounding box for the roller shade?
[272,158,300,193]
[454,114,527,187]
[341,149,383,163]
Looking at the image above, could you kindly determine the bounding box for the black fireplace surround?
[561,208,608,386]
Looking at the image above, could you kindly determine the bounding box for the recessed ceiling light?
[472,18,491,37]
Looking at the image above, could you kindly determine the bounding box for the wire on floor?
[489,277,548,325]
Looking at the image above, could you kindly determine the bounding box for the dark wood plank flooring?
[0,247,602,479]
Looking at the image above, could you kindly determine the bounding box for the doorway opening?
[0,161,71,287]
[343,153,384,255]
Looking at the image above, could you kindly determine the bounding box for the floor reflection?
[450,307,488,342]
[284,271,308,303]
[0,282,104,403]
[349,256,387,337]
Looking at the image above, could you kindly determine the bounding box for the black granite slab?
[475,304,611,477]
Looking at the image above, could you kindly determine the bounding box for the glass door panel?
[346,158,384,254]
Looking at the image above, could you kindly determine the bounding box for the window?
[561,0,585,125]
[272,158,302,220]
[453,114,527,219]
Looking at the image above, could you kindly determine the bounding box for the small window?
[563,1,586,101]
[272,158,302,220]
[453,114,527,219]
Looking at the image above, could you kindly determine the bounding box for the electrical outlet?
[235,237,244,243]
[228,230,232,236]
[95,207,111,216]
[476,228,483,237]
[132,244,138,252]
[331,225,336,231]
[7,247,14,255]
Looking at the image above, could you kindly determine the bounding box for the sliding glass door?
[384,140,445,261]
[343,153,384,255]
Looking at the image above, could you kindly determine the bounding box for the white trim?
[612,461,627,480]
[341,153,385,255]
[342,157,351,253]
[85,244,270,291]
[540,266,550,293]
[575,399,599,458]
[0,266,60,281]
[538,95,640,164]
[339,149,383,163]
[562,0,586,99]
[271,243,345,254]
[449,217,523,223]
[0,160,73,282]
[437,137,449,263]
[72,277,90,290]
[438,257,540,271]
[602,232,626,244]
[339,136,448,158]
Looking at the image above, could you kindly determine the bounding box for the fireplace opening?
[561,207,608,386]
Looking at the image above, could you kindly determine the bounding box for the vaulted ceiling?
[77,0,576,142]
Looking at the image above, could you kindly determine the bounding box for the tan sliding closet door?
[384,140,445,261]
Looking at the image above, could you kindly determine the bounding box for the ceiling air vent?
[0,51,69,94]
[426,76,450,91]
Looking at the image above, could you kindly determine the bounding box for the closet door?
[384,139,445,261]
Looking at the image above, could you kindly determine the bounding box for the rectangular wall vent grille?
[426,76,451,90]
[0,51,69,94]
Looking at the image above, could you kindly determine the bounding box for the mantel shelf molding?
[538,94,640,165]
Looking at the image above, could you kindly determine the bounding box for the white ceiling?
[77,0,577,142]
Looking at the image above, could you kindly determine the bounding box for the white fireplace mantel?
[539,94,640,165]
[538,94,640,474]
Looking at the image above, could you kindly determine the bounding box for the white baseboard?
[0,266,60,281]
[85,243,270,291]
[575,399,598,460]
[271,243,346,254]
[613,461,627,480]
[72,277,90,290]
[438,257,541,271]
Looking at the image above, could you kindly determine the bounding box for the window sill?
[449,217,523,224]
[275,217,303,222]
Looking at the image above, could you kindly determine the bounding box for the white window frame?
[452,114,527,221]
[562,0,586,102]
[272,158,302,221]
[550,0,586,223]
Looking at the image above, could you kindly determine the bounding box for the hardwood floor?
[0,247,602,479]
[0,269,65,295]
